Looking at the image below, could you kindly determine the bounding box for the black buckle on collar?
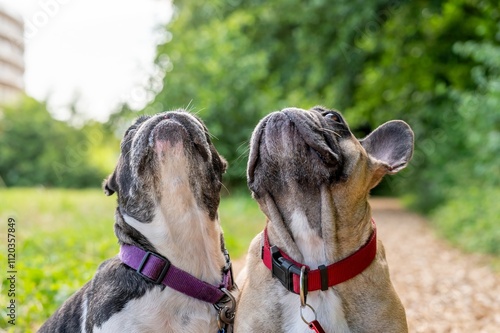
[137,251,170,284]
[271,246,301,292]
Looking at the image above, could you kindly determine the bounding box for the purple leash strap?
[119,244,231,304]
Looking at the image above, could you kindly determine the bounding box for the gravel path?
[372,198,500,332]
[233,198,500,332]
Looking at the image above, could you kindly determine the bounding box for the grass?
[2,186,499,331]
[219,191,266,258]
[0,188,265,332]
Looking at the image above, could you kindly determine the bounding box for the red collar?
[261,220,377,294]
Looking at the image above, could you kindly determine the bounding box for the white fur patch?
[281,290,350,333]
[118,199,224,331]
[285,209,350,332]
[93,287,217,333]
[122,205,223,284]
[289,209,327,267]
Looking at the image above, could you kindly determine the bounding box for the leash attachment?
[299,266,308,307]
[300,304,326,333]
[215,248,236,333]
[299,268,325,333]
[308,320,326,333]
[215,288,235,333]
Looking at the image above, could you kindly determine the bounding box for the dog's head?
[247,106,413,224]
[104,111,227,223]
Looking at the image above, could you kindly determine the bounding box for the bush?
[0,96,116,188]
[432,186,500,255]
[427,39,500,256]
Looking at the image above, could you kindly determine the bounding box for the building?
[0,4,24,104]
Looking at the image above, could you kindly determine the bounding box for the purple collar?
[119,244,233,304]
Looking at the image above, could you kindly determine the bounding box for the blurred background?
[0,0,499,331]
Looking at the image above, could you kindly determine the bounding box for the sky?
[0,0,173,121]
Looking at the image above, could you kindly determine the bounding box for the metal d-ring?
[299,265,308,307]
[221,288,236,310]
[217,288,236,325]
[300,303,317,325]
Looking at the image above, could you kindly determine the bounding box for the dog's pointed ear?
[103,170,118,196]
[360,120,414,180]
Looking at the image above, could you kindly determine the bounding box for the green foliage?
[432,186,500,255]
[349,0,500,251]
[348,0,499,206]
[146,0,401,185]
[451,40,500,187]
[426,38,500,253]
[0,188,263,331]
[0,188,118,332]
[135,0,500,254]
[219,191,266,257]
[146,0,499,194]
[0,96,118,188]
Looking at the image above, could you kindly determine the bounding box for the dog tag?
[308,320,326,333]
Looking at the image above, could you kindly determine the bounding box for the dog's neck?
[263,184,373,267]
[117,203,226,286]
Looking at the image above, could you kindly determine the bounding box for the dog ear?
[209,143,228,174]
[360,120,414,176]
[103,170,118,196]
[219,155,228,174]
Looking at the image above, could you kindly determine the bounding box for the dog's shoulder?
[39,257,160,332]
[83,257,160,328]
[38,282,90,332]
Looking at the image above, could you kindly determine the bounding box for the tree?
[148,0,398,186]
[0,96,111,187]
[123,0,500,255]
[348,0,499,210]
[142,0,498,215]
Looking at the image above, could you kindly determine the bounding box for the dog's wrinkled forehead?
[121,112,206,153]
[126,112,215,171]
[247,106,415,202]
[104,110,227,222]
[247,106,353,195]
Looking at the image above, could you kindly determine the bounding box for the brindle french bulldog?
[235,106,412,332]
[39,111,232,333]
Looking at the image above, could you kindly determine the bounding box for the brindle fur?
[39,110,228,333]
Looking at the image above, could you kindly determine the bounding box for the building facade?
[0,5,24,104]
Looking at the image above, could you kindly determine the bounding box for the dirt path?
[372,198,500,332]
[233,198,500,332]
